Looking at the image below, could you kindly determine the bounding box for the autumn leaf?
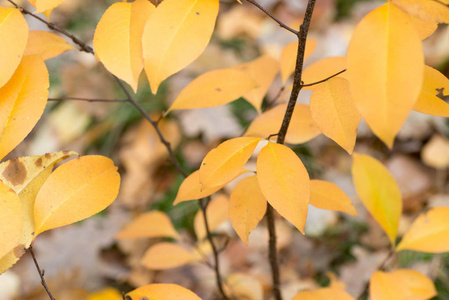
[347,3,424,148]
[234,55,280,112]
[244,104,321,144]
[0,55,49,160]
[421,135,449,169]
[0,151,77,274]
[280,39,316,83]
[166,68,258,112]
[24,31,74,60]
[309,77,361,154]
[310,180,357,216]
[225,273,264,300]
[115,211,179,240]
[391,0,449,23]
[33,0,64,13]
[229,176,267,245]
[370,269,436,300]
[292,288,355,300]
[352,153,402,246]
[257,143,310,233]
[199,137,261,188]
[0,7,28,88]
[127,284,201,300]
[410,15,438,39]
[94,0,155,92]
[34,156,120,237]
[397,207,449,253]
[0,182,22,260]
[301,56,347,90]
[194,194,229,241]
[413,65,449,117]
[87,288,122,300]
[143,0,219,93]
[141,242,197,270]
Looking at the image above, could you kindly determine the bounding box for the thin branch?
[301,69,347,87]
[6,0,93,53]
[357,249,395,300]
[264,86,285,112]
[244,0,298,35]
[48,97,128,103]
[266,206,282,300]
[199,198,230,300]
[29,246,56,300]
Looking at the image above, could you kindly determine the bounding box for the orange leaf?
[310,77,361,154]
[0,55,48,160]
[391,0,449,23]
[0,182,22,261]
[347,3,424,148]
[199,137,261,188]
[127,284,201,300]
[410,15,438,39]
[24,31,74,60]
[34,156,120,237]
[234,55,279,112]
[0,7,28,88]
[293,288,355,300]
[413,65,449,117]
[245,104,321,144]
[226,273,263,300]
[194,194,229,240]
[257,143,310,233]
[352,153,402,246]
[115,211,179,240]
[301,56,347,90]
[229,176,267,245]
[397,207,449,253]
[141,242,197,270]
[280,39,316,83]
[421,135,449,169]
[310,180,357,216]
[94,0,155,92]
[143,0,219,93]
[167,68,258,112]
[34,0,64,13]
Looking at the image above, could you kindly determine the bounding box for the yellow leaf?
[391,0,449,23]
[292,288,355,300]
[93,0,155,92]
[234,55,280,112]
[347,3,424,148]
[310,180,357,216]
[352,153,402,246]
[370,269,436,300]
[127,284,201,300]
[0,8,28,88]
[229,176,267,245]
[0,182,22,260]
[87,288,122,300]
[302,56,347,90]
[226,273,263,300]
[0,151,77,274]
[310,77,361,154]
[199,137,261,188]
[143,0,219,93]
[115,211,179,240]
[280,39,316,83]
[34,156,120,237]
[421,135,449,169]
[413,65,449,117]
[194,194,229,240]
[173,170,228,205]
[141,242,197,270]
[410,15,438,39]
[257,143,310,233]
[244,104,321,144]
[167,68,258,112]
[24,31,74,60]
[0,55,49,160]
[327,272,346,291]
[397,207,449,252]
[34,0,64,13]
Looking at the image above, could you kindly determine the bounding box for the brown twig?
[264,86,285,111]
[48,97,128,103]
[199,198,230,300]
[244,0,298,35]
[301,69,347,87]
[357,249,395,300]
[29,246,56,300]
